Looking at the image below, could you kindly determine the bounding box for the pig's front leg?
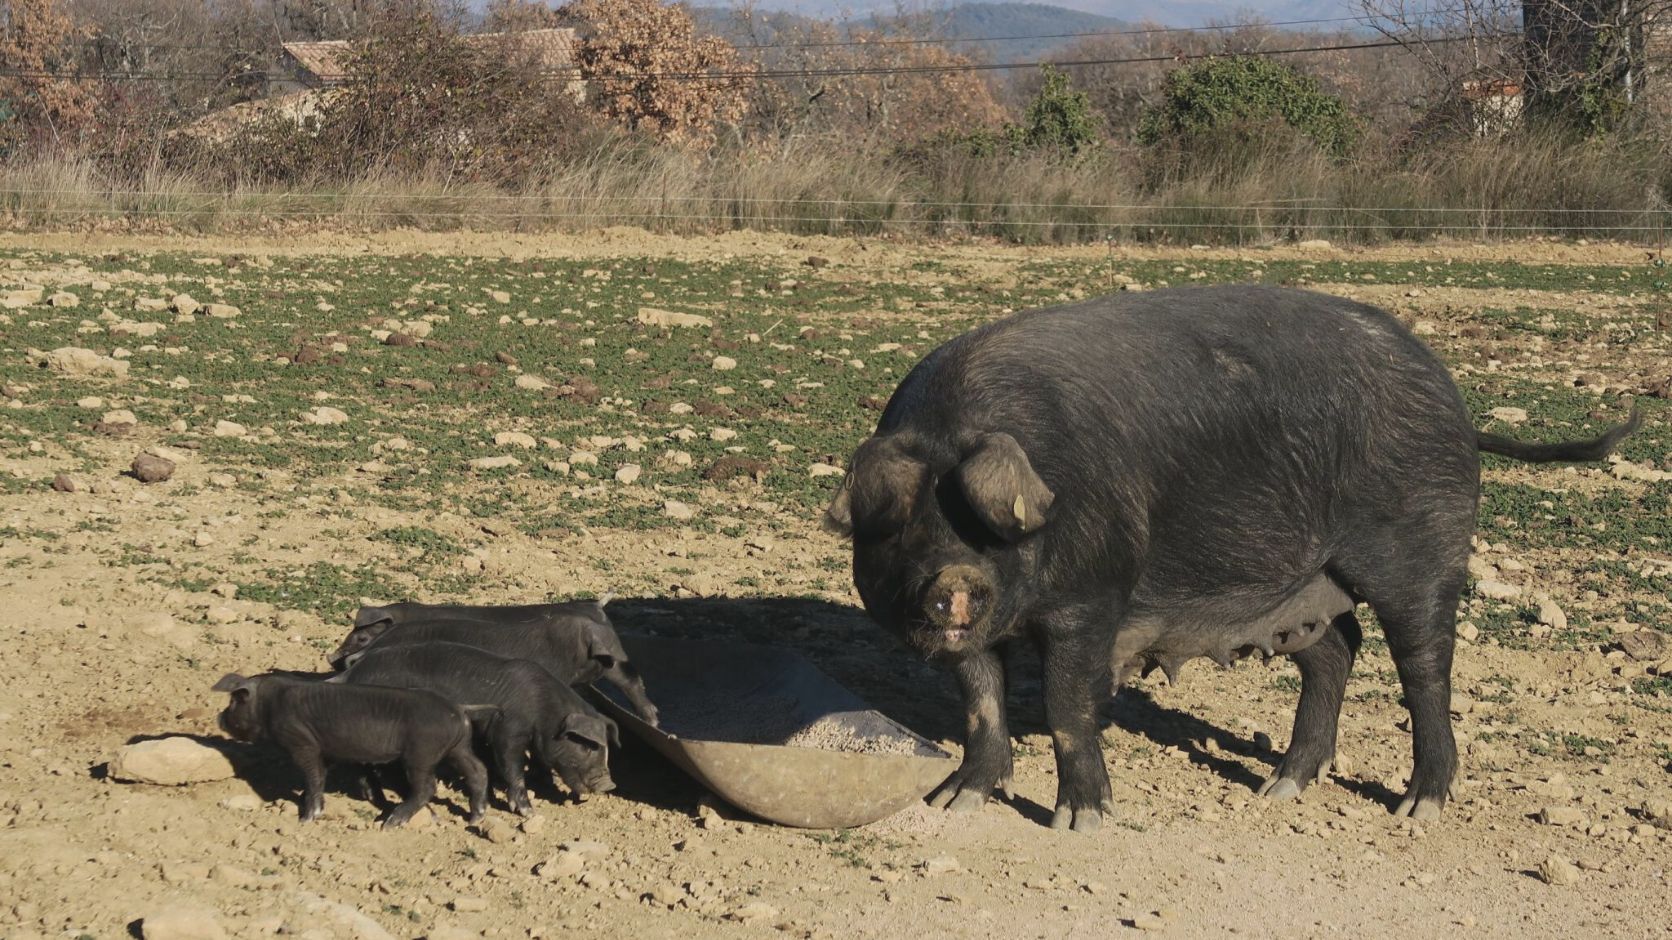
[290,744,328,823]
[927,647,1013,812]
[1038,611,1115,833]
[606,665,660,727]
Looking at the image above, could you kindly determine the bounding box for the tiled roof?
[281,27,577,85]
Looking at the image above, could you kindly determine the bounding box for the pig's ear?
[957,432,1055,541]
[585,622,623,670]
[211,673,248,693]
[561,714,610,751]
[604,716,621,747]
[823,436,925,538]
[353,606,394,629]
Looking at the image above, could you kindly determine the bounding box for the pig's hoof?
[1256,776,1303,801]
[928,785,989,813]
[1393,795,1443,821]
[1049,800,1110,834]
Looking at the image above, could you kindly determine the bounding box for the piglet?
[333,642,618,815]
[329,597,659,726]
[212,672,489,828]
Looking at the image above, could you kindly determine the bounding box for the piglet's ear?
[956,432,1055,542]
[561,714,611,751]
[585,622,622,670]
[211,673,248,693]
[823,435,925,539]
[353,606,394,629]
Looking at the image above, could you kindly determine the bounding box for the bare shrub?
[564,0,752,145]
[0,0,97,150]
[190,4,589,185]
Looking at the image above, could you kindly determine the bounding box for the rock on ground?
[637,307,712,329]
[131,454,177,484]
[40,346,130,379]
[109,737,236,786]
[140,904,227,940]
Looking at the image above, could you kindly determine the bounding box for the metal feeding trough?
[593,636,956,829]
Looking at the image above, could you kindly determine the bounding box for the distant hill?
[693,2,1134,62]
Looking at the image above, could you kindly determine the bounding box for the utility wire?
[0,33,1512,84]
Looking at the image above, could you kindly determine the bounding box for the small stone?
[515,374,553,391]
[493,431,537,450]
[110,737,235,785]
[1639,799,1672,828]
[159,860,211,884]
[52,472,80,493]
[637,307,712,329]
[208,473,236,488]
[212,420,246,438]
[712,355,737,371]
[1538,855,1580,886]
[131,453,176,483]
[664,500,696,521]
[1450,693,1475,715]
[809,462,844,478]
[171,294,201,316]
[1133,912,1168,931]
[41,346,130,379]
[1536,598,1567,632]
[536,851,585,881]
[140,904,227,940]
[1489,406,1529,425]
[489,290,511,304]
[615,464,642,484]
[1457,621,1480,642]
[383,332,416,347]
[559,840,610,857]
[729,903,779,922]
[48,291,79,308]
[480,818,515,844]
[205,605,238,624]
[469,455,521,471]
[1538,806,1586,827]
[646,882,685,907]
[1619,631,1670,662]
[919,856,960,875]
[218,794,261,812]
[710,428,737,442]
[205,303,240,319]
[211,864,257,887]
[449,896,488,913]
[1474,579,1522,602]
[301,406,349,425]
[1297,239,1332,250]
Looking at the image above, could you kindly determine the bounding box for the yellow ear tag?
[1013,494,1027,524]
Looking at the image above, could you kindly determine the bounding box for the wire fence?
[2,190,1667,245]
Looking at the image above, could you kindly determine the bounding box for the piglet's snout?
[923,566,992,638]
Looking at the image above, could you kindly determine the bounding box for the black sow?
[824,285,1640,831]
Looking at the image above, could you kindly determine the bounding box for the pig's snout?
[921,566,993,647]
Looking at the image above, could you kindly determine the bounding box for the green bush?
[1138,56,1360,159]
[1015,65,1101,156]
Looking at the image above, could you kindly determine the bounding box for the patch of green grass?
[370,526,465,561]
[235,561,394,621]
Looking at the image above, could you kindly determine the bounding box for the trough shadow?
[604,595,1295,814]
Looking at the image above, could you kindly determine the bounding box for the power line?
[0,32,1513,84]
[72,3,1509,57]
[730,3,1515,50]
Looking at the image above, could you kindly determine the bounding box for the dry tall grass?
[2,130,1666,244]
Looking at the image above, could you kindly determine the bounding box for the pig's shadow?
[601,596,1307,816]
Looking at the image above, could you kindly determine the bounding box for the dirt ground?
[0,230,1669,940]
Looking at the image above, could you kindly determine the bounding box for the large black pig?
[824,285,1640,832]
